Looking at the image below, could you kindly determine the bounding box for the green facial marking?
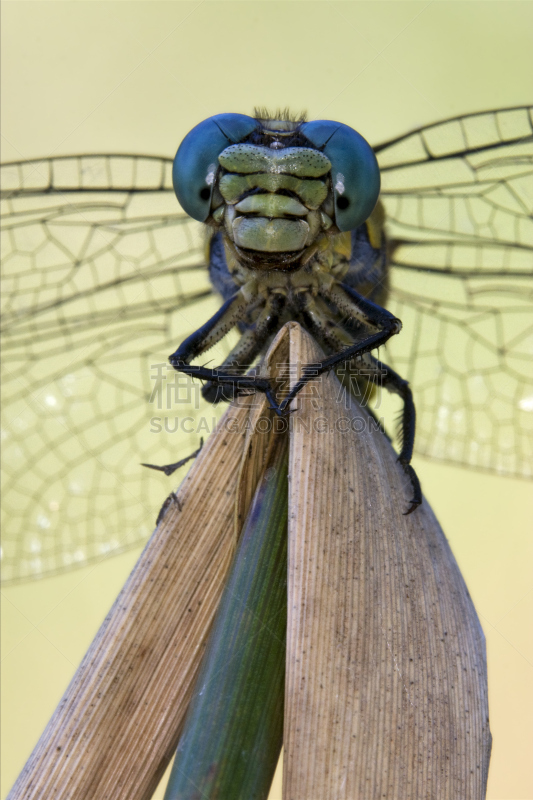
[235,194,308,218]
[219,145,331,178]
[320,211,333,230]
[219,173,328,210]
[232,217,310,252]
[305,211,321,245]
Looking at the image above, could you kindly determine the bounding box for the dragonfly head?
[173,112,380,271]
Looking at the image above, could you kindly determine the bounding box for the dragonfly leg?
[283,283,421,513]
[141,437,204,477]
[280,282,401,412]
[353,355,421,514]
[201,292,287,403]
[169,292,282,409]
[155,492,182,526]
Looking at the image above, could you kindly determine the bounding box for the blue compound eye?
[301,120,380,232]
[173,113,258,221]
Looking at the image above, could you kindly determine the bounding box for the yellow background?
[1,2,532,798]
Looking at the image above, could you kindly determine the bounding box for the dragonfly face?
[2,106,531,583]
[173,112,380,265]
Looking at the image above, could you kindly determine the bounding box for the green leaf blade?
[164,433,288,800]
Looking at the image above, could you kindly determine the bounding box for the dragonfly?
[2,105,532,585]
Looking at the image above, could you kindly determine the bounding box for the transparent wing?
[3,110,532,584]
[1,155,235,584]
[376,106,533,477]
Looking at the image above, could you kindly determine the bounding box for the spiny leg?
[142,438,204,477]
[280,282,401,412]
[202,292,286,403]
[334,355,389,436]
[287,285,421,513]
[292,289,367,400]
[155,492,182,526]
[350,354,421,514]
[294,290,355,353]
[169,291,280,408]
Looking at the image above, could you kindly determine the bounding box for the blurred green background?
[1,2,532,798]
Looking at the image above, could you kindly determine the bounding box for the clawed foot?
[142,438,204,477]
[155,491,182,526]
[399,462,422,515]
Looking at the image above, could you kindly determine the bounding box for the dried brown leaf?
[284,324,491,799]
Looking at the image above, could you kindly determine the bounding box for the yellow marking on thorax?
[331,231,352,260]
[204,228,215,264]
[365,200,385,250]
